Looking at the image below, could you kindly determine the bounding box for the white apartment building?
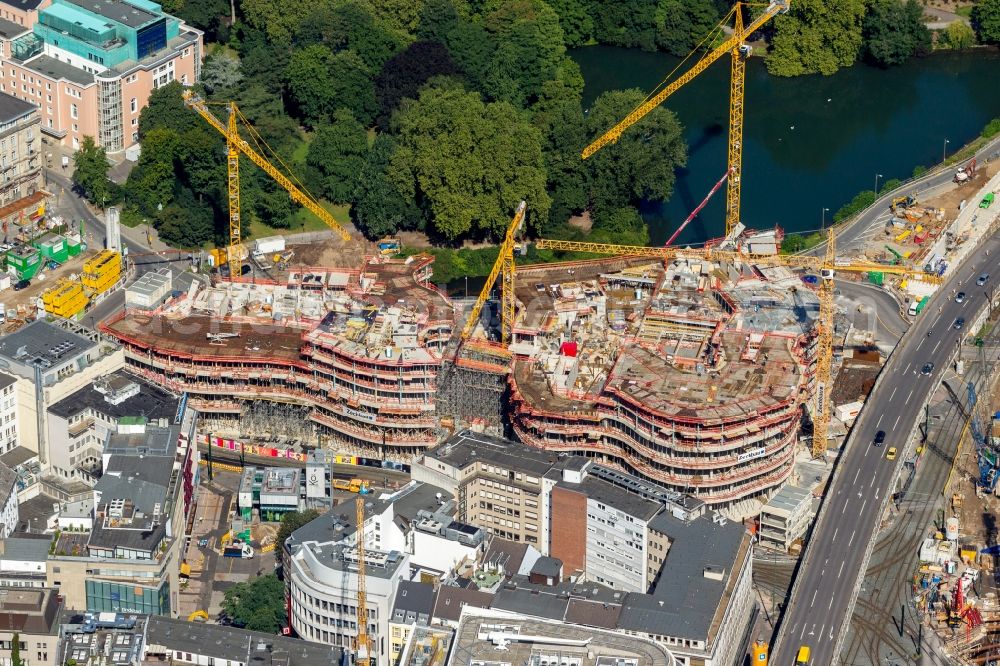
[0,460,16,536]
[0,372,17,456]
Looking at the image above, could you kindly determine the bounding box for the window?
[130,97,137,113]
[70,103,77,119]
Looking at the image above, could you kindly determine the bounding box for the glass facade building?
[85,579,170,615]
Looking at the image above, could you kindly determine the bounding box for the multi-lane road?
[772,228,1000,665]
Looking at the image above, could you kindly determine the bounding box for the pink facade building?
[0,0,202,155]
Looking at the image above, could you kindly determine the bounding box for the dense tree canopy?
[375,41,460,128]
[221,574,286,633]
[388,85,551,240]
[306,110,369,203]
[861,0,930,67]
[72,137,117,208]
[767,0,866,76]
[973,0,1000,44]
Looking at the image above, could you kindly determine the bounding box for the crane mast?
[181,90,351,267]
[355,497,371,666]
[581,1,789,236]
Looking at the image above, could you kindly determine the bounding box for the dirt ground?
[926,160,1000,217]
[286,236,377,269]
[1,247,99,319]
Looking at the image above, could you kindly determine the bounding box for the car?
[977,273,990,286]
[886,447,897,461]
[956,292,966,303]
[198,538,209,548]
[535,283,545,292]
[12,279,29,291]
[873,430,886,447]
[921,362,934,375]
[954,317,966,330]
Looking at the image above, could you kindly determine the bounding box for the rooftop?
[23,54,95,86]
[1,0,45,9]
[432,586,494,623]
[450,610,673,666]
[0,587,61,635]
[0,461,15,505]
[559,475,662,522]
[762,484,812,513]
[621,511,749,640]
[144,616,344,666]
[60,0,160,30]
[60,612,144,666]
[391,580,435,625]
[0,319,97,369]
[0,537,50,564]
[0,91,35,123]
[427,430,585,477]
[48,370,178,421]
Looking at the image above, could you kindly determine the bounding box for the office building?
[0,0,203,154]
[0,586,62,666]
[0,91,44,230]
[0,537,48,587]
[758,484,813,553]
[388,580,434,664]
[0,372,18,457]
[0,320,123,465]
[0,460,15,536]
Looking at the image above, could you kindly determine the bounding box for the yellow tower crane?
[581,1,790,236]
[460,201,527,344]
[533,233,940,457]
[355,497,371,666]
[182,91,351,267]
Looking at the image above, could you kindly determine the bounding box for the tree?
[654,0,720,56]
[972,0,1000,44]
[375,41,460,128]
[72,137,117,208]
[545,0,594,48]
[416,0,466,42]
[221,574,286,633]
[167,0,230,41]
[201,51,243,95]
[124,128,180,214]
[945,21,976,50]
[589,206,649,246]
[530,80,589,231]
[156,199,216,248]
[351,135,421,238]
[285,44,338,125]
[329,51,379,125]
[388,85,551,240]
[239,0,313,43]
[480,0,567,106]
[592,0,658,50]
[306,110,369,203]
[276,509,321,550]
[862,0,930,67]
[138,82,198,139]
[11,633,22,666]
[766,0,866,76]
[359,0,426,34]
[584,89,686,213]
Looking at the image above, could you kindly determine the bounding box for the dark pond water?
[572,46,1000,245]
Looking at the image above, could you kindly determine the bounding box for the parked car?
[13,279,29,291]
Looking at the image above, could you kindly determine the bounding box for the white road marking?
[901,364,910,377]
[832,528,838,543]
[890,386,898,400]
[875,487,880,500]
[907,389,914,403]
[893,414,901,429]
[860,499,867,514]
[811,590,817,607]
[849,530,857,546]
[854,468,861,484]
[829,626,834,640]
[933,339,941,354]
[871,474,876,488]
[829,596,834,610]
[799,624,806,639]
[838,561,845,577]
[876,414,884,427]
[843,499,850,514]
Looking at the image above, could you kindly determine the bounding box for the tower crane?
[355,497,371,666]
[581,1,790,236]
[182,91,351,267]
[460,201,527,344]
[533,233,940,458]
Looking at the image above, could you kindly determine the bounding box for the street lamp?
[875,173,883,194]
[943,138,950,163]
[821,207,830,229]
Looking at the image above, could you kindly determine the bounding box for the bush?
[781,232,824,254]
[912,164,928,178]
[982,118,1000,140]
[879,178,902,194]
[833,190,878,224]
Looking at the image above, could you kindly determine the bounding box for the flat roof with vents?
[71,0,160,29]
[0,319,96,369]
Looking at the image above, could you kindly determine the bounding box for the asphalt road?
[834,280,907,346]
[810,135,1000,256]
[772,230,1000,665]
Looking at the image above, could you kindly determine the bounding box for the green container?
[33,233,69,264]
[66,237,82,257]
[868,272,884,286]
[7,246,41,279]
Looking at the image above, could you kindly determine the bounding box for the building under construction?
[505,255,817,513]
[101,255,460,459]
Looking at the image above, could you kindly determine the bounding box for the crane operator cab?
[794,646,811,666]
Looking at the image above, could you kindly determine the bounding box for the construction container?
[125,269,172,310]
[82,250,122,294]
[65,235,82,258]
[33,233,69,264]
[41,279,88,319]
[6,244,42,279]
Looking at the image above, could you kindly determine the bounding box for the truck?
[908,296,930,317]
[223,541,254,559]
[253,236,286,258]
